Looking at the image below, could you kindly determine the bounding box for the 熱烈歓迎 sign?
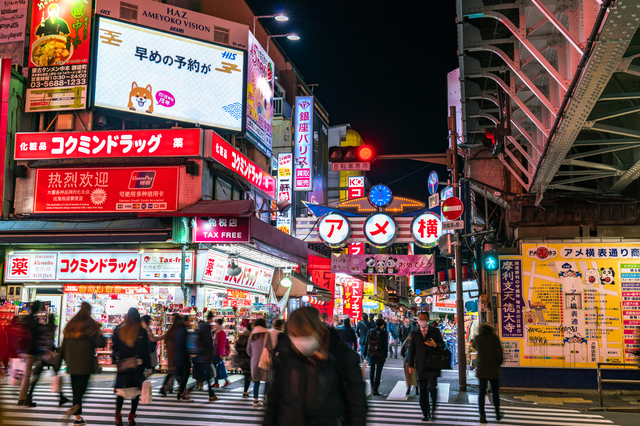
[331,254,434,276]
[192,217,250,243]
[5,250,194,282]
[15,129,202,160]
[33,166,179,214]
[207,131,276,198]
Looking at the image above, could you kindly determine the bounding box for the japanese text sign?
[331,254,434,276]
[245,31,274,157]
[293,96,314,191]
[94,17,245,132]
[201,250,274,294]
[0,0,28,65]
[15,129,202,160]
[227,289,251,299]
[432,295,456,313]
[208,131,276,198]
[276,153,292,234]
[411,212,442,248]
[63,284,151,295]
[500,259,524,338]
[318,213,351,248]
[339,276,363,322]
[5,250,194,282]
[364,213,398,248]
[192,217,250,243]
[347,177,364,255]
[26,0,93,112]
[33,166,179,214]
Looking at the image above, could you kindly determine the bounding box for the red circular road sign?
[441,196,464,221]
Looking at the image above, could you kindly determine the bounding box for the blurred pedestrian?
[160,314,192,400]
[356,313,370,359]
[364,318,388,396]
[141,315,165,377]
[263,306,367,426]
[409,312,445,421]
[400,333,418,396]
[398,316,414,343]
[473,323,504,423]
[270,319,285,349]
[320,312,330,327]
[368,315,377,330]
[388,315,400,359]
[18,301,43,407]
[247,318,272,407]
[37,313,69,406]
[112,307,150,426]
[192,311,218,401]
[235,322,253,398]
[61,302,107,426]
[331,315,340,328]
[339,318,358,350]
[213,318,231,388]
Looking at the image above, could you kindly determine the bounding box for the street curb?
[501,387,640,395]
[586,406,640,413]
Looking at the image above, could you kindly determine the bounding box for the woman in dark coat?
[112,308,150,426]
[263,306,368,426]
[473,323,504,423]
[234,323,253,398]
[192,313,218,401]
[61,302,107,426]
[160,314,192,400]
[408,312,445,421]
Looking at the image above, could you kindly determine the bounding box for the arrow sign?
[441,196,464,221]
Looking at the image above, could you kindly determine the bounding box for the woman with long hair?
[112,307,150,426]
[160,314,192,401]
[246,318,272,407]
[61,302,106,426]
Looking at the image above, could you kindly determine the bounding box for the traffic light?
[329,145,375,163]
[483,240,499,271]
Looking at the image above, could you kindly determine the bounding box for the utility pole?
[449,106,467,392]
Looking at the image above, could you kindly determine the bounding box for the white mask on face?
[290,335,321,356]
[418,319,428,329]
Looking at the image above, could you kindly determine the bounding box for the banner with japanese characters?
[192,217,250,243]
[245,31,273,157]
[293,96,313,191]
[331,254,434,276]
[5,250,194,282]
[33,166,179,214]
[94,17,245,132]
[337,274,362,322]
[276,153,292,234]
[0,0,28,65]
[15,129,202,160]
[201,250,274,294]
[26,0,93,111]
[498,242,640,369]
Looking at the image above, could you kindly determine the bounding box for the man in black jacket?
[398,316,414,344]
[356,313,371,359]
[363,318,388,396]
[18,301,43,407]
[409,312,445,421]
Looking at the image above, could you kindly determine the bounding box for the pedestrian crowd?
[1,302,505,425]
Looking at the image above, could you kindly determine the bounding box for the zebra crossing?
[0,385,620,425]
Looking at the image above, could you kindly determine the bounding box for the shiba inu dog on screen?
[128,82,154,113]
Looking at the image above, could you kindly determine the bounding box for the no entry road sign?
[441,196,464,221]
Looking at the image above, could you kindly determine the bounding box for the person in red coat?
[213,318,231,388]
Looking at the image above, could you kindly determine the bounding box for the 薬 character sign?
[364,213,398,248]
[318,213,351,249]
[411,212,442,248]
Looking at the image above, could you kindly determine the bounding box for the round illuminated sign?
[411,212,442,248]
[368,184,393,207]
[428,171,438,195]
[363,213,398,248]
[318,213,351,248]
[414,296,422,304]
[425,296,433,303]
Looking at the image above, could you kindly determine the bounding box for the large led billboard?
[93,17,246,131]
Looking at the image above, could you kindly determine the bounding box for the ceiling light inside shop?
[212,244,299,269]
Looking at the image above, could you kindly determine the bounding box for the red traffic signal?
[328,145,375,163]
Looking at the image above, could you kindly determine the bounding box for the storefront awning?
[0,218,172,244]
[140,199,255,217]
[249,217,308,265]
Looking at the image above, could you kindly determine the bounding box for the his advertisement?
[94,18,245,132]
[33,166,179,214]
[0,0,28,65]
[498,243,640,369]
[245,31,274,157]
[331,254,434,276]
[26,0,92,111]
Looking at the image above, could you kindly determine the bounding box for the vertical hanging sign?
[348,176,365,255]
[293,96,313,191]
[276,153,292,234]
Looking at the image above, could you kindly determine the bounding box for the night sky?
[247,0,459,203]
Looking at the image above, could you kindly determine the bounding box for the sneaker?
[253,401,261,407]
[242,392,249,398]
[74,418,86,426]
[209,395,219,402]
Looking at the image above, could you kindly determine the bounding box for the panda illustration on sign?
[376,260,386,274]
[363,257,376,274]
[386,258,398,274]
[600,267,615,285]
[584,269,601,285]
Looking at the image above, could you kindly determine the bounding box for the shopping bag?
[9,358,25,387]
[361,358,367,380]
[258,333,272,371]
[140,380,152,405]
[51,374,61,393]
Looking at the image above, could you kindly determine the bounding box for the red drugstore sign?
[192,217,250,243]
[293,96,313,191]
[33,166,179,214]
[208,131,276,198]
[342,278,363,322]
[15,129,202,160]
[227,289,251,299]
[63,284,151,295]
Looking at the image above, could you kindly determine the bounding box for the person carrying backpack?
[363,318,388,395]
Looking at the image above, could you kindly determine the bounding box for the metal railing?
[596,362,640,406]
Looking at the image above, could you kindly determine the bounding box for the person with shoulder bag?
[61,302,107,426]
[212,318,232,388]
[363,318,388,396]
[234,322,253,398]
[191,312,218,401]
[160,314,192,400]
[473,323,504,423]
[112,308,150,426]
[246,318,272,407]
[409,312,445,421]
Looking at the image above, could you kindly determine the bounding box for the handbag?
[117,334,143,373]
[425,348,453,370]
[140,380,152,405]
[258,333,272,371]
[9,358,25,386]
[51,374,62,393]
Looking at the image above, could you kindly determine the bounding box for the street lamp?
[266,33,300,55]
[253,13,289,35]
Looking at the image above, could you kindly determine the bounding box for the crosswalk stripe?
[437,382,450,402]
[385,380,409,400]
